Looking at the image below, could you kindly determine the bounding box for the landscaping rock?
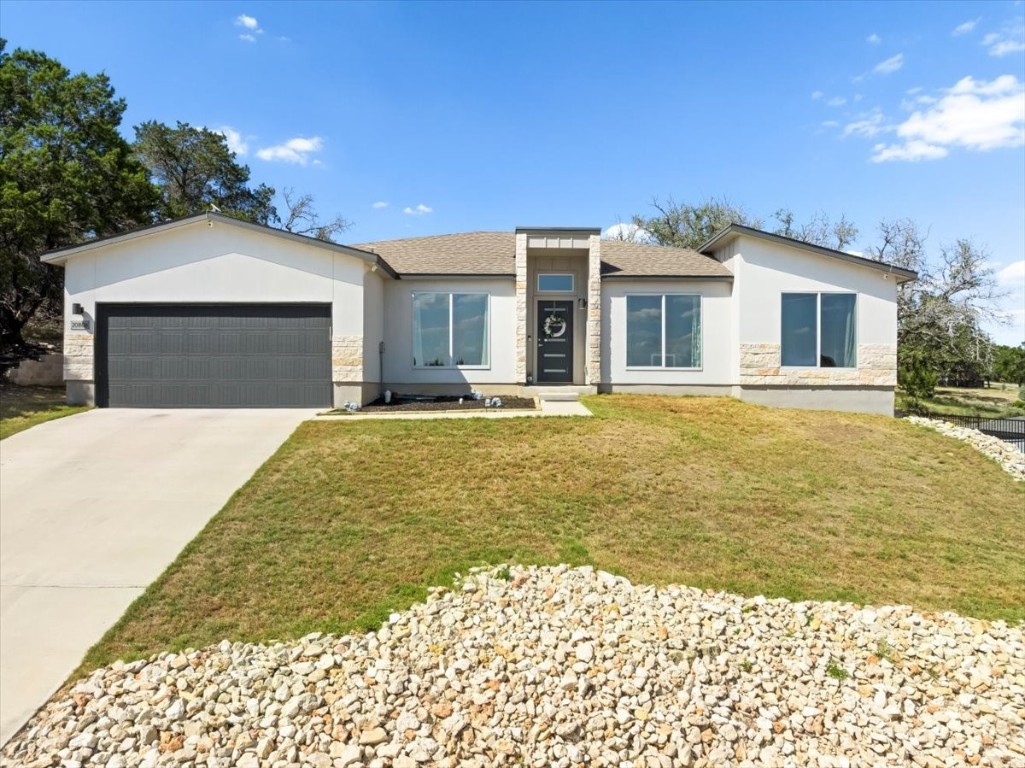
[3,565,1023,767]
[907,415,1025,480]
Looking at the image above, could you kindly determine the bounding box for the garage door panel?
[98,304,331,408]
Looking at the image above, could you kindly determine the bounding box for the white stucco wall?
[727,235,899,389]
[733,237,897,345]
[382,277,517,386]
[62,219,372,401]
[362,269,385,386]
[600,280,734,386]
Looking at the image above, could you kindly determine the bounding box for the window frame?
[536,273,575,294]
[411,291,491,370]
[624,293,703,371]
[780,291,858,369]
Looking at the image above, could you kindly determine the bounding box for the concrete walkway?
[0,408,313,746]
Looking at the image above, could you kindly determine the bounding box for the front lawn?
[0,383,90,440]
[84,395,1025,671]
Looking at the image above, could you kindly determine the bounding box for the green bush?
[899,360,938,407]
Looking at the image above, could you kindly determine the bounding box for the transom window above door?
[537,273,574,293]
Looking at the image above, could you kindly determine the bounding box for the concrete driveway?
[0,408,313,745]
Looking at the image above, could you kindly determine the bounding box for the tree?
[133,121,276,224]
[991,343,1025,386]
[279,187,351,242]
[0,41,158,349]
[868,218,1006,390]
[631,196,759,249]
[772,209,858,251]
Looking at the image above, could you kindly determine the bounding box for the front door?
[537,300,574,383]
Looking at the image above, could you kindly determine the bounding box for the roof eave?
[395,272,516,279]
[601,274,734,281]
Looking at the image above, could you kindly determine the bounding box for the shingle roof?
[353,232,733,279]
[599,240,733,279]
[351,232,516,275]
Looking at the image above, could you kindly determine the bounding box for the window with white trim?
[781,292,857,368]
[626,294,702,368]
[412,292,490,368]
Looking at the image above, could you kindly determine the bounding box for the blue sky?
[3,0,1024,344]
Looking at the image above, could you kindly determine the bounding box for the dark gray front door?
[537,300,574,383]
[96,304,332,408]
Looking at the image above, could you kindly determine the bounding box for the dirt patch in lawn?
[349,395,538,413]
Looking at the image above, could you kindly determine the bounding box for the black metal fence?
[934,414,1025,448]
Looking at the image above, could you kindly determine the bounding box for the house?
[42,213,916,415]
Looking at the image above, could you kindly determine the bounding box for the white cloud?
[869,75,1025,162]
[871,140,949,162]
[235,13,265,42]
[952,18,981,36]
[874,54,904,75]
[827,96,847,107]
[811,90,823,100]
[372,201,389,210]
[215,126,248,156]
[866,33,882,45]
[983,19,1025,56]
[255,136,324,165]
[998,260,1025,286]
[843,111,887,138]
[601,223,654,243]
[821,120,840,128]
[403,204,433,216]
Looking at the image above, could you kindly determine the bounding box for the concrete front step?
[535,391,581,402]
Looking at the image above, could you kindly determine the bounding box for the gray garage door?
[96,304,332,408]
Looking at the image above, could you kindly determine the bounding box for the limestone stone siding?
[63,333,94,381]
[332,336,364,382]
[515,234,528,382]
[739,343,897,386]
[585,235,602,385]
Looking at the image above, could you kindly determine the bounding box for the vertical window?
[626,294,702,368]
[820,294,857,368]
[412,293,489,368]
[781,293,817,367]
[781,293,857,368]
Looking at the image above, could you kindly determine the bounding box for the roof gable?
[699,224,918,283]
[41,213,384,269]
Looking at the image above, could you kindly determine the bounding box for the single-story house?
[43,213,916,415]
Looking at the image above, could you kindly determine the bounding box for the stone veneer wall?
[514,234,528,382]
[63,332,94,381]
[585,236,602,385]
[739,343,897,386]
[332,336,364,382]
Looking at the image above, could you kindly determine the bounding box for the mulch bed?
[356,395,537,413]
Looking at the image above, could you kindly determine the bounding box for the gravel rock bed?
[906,416,1025,481]
[4,565,1024,767]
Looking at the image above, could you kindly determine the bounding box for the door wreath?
[543,312,567,338]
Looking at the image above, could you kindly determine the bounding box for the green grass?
[898,384,1025,418]
[81,395,1025,674]
[0,384,90,440]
